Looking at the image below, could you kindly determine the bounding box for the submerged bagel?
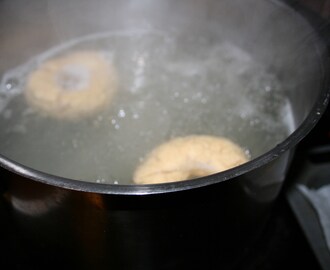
[133,135,249,184]
[25,51,117,120]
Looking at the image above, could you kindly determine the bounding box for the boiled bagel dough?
[25,51,117,120]
[134,135,249,184]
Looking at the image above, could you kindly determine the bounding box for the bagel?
[133,135,249,184]
[25,51,117,120]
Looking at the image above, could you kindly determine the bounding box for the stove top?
[237,194,321,270]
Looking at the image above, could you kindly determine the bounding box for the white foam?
[281,98,296,134]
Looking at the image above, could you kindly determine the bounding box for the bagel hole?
[56,64,90,92]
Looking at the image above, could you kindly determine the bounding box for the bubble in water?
[193,92,203,100]
[249,118,261,127]
[96,179,106,184]
[245,149,252,159]
[118,109,126,118]
[201,98,208,104]
[5,78,20,92]
[265,85,272,92]
[130,52,147,93]
[72,139,78,149]
[239,112,248,119]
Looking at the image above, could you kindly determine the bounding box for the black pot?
[0,0,329,269]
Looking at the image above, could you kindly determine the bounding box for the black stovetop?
[237,194,321,270]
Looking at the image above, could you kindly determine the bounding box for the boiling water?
[0,30,294,184]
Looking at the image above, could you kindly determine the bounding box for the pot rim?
[0,1,329,195]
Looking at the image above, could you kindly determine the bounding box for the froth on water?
[0,30,294,184]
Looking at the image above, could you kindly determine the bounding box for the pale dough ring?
[25,51,117,120]
[133,135,249,184]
